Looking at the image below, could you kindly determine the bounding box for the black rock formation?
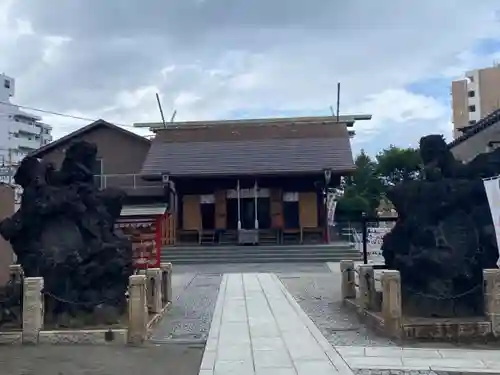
[0,141,133,322]
[381,135,499,317]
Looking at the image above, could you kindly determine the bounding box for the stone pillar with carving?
[127,275,148,345]
[160,262,173,304]
[484,269,500,336]
[340,260,356,299]
[145,268,162,314]
[22,277,44,344]
[358,265,375,311]
[381,270,402,338]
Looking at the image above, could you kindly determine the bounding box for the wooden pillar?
[214,190,227,229]
[270,189,284,229]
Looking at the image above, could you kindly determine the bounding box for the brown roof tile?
[141,120,355,177]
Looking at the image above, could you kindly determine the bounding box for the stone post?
[484,269,500,336]
[22,277,44,345]
[145,268,162,314]
[381,270,402,338]
[340,260,356,299]
[127,275,148,345]
[358,265,375,311]
[9,264,23,283]
[160,262,173,304]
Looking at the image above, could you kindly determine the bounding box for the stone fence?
[5,262,173,345]
[340,260,500,340]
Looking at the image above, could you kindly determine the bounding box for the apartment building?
[451,65,500,139]
[0,73,53,183]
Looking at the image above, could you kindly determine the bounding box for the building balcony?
[94,174,164,196]
[11,120,40,136]
[11,136,41,151]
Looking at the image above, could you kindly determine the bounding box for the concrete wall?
[0,183,15,284]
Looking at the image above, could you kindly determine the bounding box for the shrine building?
[135,115,371,245]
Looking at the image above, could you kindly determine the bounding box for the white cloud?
[351,89,448,131]
[0,0,499,151]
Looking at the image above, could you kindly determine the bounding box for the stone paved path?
[338,345,500,372]
[150,263,329,344]
[200,273,352,375]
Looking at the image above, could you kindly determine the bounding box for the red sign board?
[115,217,161,269]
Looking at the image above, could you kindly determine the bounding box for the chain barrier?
[402,283,483,300]
[342,267,482,299]
[42,289,124,308]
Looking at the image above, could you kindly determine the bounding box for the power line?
[0,100,138,129]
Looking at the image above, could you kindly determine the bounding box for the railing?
[93,174,162,190]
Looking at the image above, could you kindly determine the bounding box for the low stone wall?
[340,260,499,341]
[0,262,173,346]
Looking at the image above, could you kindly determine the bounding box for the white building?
[0,73,53,185]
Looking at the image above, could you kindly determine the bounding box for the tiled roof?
[141,119,355,177]
[448,109,500,149]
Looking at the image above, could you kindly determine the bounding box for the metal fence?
[335,216,398,265]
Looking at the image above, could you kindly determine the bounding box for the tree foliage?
[335,145,422,220]
[376,146,422,187]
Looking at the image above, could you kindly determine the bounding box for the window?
[468,105,476,112]
[468,120,477,125]
[4,79,10,89]
[468,90,475,97]
[468,75,474,83]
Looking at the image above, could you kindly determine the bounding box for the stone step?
[159,256,361,264]
[160,244,361,264]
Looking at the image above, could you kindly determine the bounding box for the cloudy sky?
[1,0,500,155]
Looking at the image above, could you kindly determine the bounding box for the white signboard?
[364,227,390,264]
[484,176,500,267]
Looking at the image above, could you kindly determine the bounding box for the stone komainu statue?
[0,141,133,323]
[381,135,500,317]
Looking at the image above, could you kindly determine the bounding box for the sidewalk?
[337,345,500,372]
[199,273,352,375]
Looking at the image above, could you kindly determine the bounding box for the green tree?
[375,145,422,187]
[336,150,383,219]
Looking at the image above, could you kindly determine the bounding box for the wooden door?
[182,195,201,230]
[270,189,284,228]
[214,190,227,229]
[299,192,318,228]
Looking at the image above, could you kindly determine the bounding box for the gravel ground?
[150,272,223,343]
[279,271,396,347]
